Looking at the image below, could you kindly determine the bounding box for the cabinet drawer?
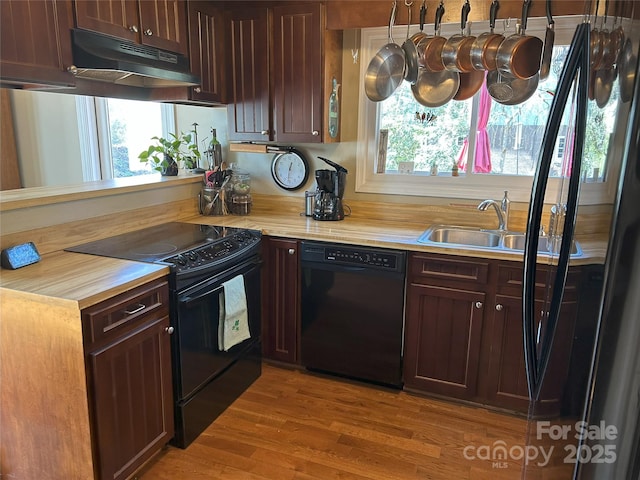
[496,263,580,297]
[409,253,489,286]
[83,279,169,348]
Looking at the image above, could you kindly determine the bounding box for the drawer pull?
[475,301,483,309]
[288,248,295,255]
[165,326,175,335]
[495,304,503,311]
[124,304,146,315]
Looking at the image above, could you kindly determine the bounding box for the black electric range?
[66,222,263,448]
[66,222,260,283]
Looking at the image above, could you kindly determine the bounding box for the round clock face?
[271,151,310,191]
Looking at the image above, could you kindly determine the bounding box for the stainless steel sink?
[502,233,582,256]
[417,225,582,256]
[420,226,501,248]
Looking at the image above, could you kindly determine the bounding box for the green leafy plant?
[138,132,200,171]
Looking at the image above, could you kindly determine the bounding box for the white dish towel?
[218,274,251,352]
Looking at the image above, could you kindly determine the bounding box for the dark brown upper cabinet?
[225,5,270,141]
[187,1,226,104]
[0,0,75,87]
[226,2,342,143]
[74,0,188,55]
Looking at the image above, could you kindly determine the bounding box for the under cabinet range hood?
[70,29,200,88]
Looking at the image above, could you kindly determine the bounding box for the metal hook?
[503,17,512,33]
[404,0,413,6]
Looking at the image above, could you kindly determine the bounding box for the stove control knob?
[174,255,187,266]
[187,251,199,262]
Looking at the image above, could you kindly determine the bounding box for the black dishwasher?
[300,241,406,388]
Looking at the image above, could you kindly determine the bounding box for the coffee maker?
[313,157,348,221]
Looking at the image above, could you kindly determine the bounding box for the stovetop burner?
[65,222,261,277]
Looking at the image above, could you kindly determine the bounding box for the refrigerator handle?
[522,22,590,400]
[532,26,590,401]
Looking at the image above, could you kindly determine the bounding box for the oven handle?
[180,284,224,306]
[179,258,262,307]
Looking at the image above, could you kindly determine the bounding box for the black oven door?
[173,256,261,401]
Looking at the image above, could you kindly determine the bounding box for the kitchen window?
[77,98,175,181]
[356,16,623,204]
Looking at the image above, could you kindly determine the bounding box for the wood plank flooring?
[137,364,572,480]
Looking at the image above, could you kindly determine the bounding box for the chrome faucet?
[477,190,510,231]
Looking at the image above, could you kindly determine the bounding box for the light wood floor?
[137,364,571,480]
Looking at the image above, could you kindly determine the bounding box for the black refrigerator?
[520,18,640,480]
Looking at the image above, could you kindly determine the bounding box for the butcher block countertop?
[182,194,609,266]
[0,251,168,310]
[186,213,607,265]
[0,195,608,303]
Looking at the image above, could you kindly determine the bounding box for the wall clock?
[270,149,310,191]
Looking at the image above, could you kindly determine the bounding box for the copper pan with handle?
[539,0,555,80]
[496,0,543,80]
[441,0,476,73]
[409,0,429,56]
[412,3,460,110]
[470,0,504,71]
[617,0,635,103]
[419,0,447,72]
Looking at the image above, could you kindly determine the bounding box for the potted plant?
[138,132,200,176]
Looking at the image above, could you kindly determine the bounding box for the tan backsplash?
[252,194,613,236]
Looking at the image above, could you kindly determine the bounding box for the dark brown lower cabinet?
[403,284,485,399]
[404,253,580,416]
[262,237,300,364]
[83,279,174,480]
[485,293,578,415]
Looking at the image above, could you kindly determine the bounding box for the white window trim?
[77,98,176,180]
[76,96,102,182]
[94,98,114,180]
[356,15,621,205]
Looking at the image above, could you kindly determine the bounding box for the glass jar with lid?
[224,171,251,214]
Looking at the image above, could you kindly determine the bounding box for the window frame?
[77,98,176,181]
[356,15,623,205]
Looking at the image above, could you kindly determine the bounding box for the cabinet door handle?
[261,130,270,136]
[124,303,146,315]
[311,130,319,136]
[129,25,139,33]
[144,28,153,36]
[67,65,78,75]
[495,304,503,311]
[475,301,483,309]
[165,326,175,335]
[194,87,202,93]
[288,248,295,255]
